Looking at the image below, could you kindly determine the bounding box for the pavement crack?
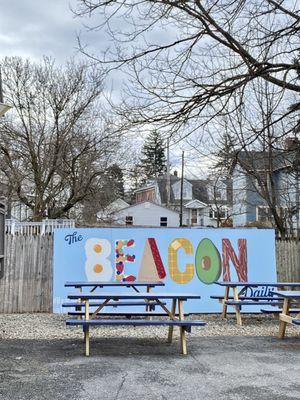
[115,372,128,400]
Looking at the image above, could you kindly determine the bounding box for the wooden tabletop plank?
[270,290,300,299]
[65,281,164,287]
[214,281,300,287]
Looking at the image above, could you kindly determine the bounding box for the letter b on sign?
[195,238,221,284]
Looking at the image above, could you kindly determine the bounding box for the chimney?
[173,170,178,177]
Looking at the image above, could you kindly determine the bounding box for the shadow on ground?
[0,336,299,400]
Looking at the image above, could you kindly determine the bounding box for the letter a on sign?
[138,238,166,281]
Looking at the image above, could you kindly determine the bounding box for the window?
[160,217,168,227]
[191,209,198,224]
[256,206,271,222]
[125,216,133,225]
[172,180,192,200]
[209,207,227,220]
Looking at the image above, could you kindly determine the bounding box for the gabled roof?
[235,148,298,173]
[96,198,129,218]
[113,201,180,215]
[135,181,156,192]
[185,199,207,209]
[155,174,209,204]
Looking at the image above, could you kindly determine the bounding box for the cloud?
[0,0,84,62]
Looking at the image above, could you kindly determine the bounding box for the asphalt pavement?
[0,334,299,400]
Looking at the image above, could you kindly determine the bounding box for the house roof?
[114,201,180,215]
[185,199,207,208]
[155,175,209,204]
[235,148,299,173]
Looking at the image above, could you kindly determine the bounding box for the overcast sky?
[0,0,88,62]
[0,0,210,177]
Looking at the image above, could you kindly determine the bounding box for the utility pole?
[0,68,3,103]
[166,138,170,207]
[296,170,299,240]
[179,151,184,226]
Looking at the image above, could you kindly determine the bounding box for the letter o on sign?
[195,238,221,284]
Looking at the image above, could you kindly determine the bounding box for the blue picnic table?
[65,281,164,291]
[212,281,300,325]
[270,290,300,338]
[65,290,205,356]
[64,280,164,311]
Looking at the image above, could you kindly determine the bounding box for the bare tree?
[207,172,233,228]
[218,81,299,238]
[0,57,120,220]
[75,0,300,141]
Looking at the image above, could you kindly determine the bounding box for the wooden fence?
[276,239,300,282]
[0,235,299,313]
[0,235,53,313]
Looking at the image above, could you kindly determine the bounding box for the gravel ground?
[0,313,299,340]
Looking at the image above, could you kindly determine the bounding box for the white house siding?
[182,206,226,227]
[232,168,249,226]
[113,202,180,227]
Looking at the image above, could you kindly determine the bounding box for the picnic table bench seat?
[62,300,165,308]
[211,295,281,301]
[261,307,300,314]
[66,318,205,332]
[225,300,285,306]
[68,311,189,317]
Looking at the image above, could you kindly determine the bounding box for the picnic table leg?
[167,298,177,343]
[146,286,150,311]
[146,286,152,319]
[279,298,290,339]
[178,300,187,355]
[221,287,229,318]
[233,287,242,326]
[76,287,82,318]
[84,300,90,356]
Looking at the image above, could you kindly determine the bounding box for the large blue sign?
[53,228,276,312]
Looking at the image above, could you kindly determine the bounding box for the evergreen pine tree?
[105,164,125,199]
[140,130,167,179]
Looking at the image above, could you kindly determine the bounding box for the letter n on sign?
[222,239,247,282]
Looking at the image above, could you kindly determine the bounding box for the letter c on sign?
[168,238,194,284]
[195,238,221,284]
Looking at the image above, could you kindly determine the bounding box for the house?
[96,198,130,224]
[105,201,180,227]
[232,139,300,233]
[134,172,231,227]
